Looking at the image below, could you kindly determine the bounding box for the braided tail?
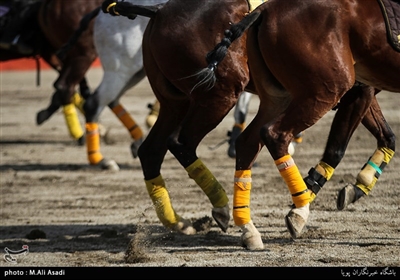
[191,9,263,93]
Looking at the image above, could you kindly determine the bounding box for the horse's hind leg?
[138,91,197,235]
[107,68,147,158]
[337,96,396,210]
[303,84,376,203]
[166,93,237,233]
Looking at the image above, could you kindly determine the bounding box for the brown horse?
[200,0,399,248]
[35,0,104,149]
[0,0,90,146]
[102,0,253,235]
[102,0,398,250]
[13,0,125,170]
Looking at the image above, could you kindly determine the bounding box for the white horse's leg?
[228,91,252,158]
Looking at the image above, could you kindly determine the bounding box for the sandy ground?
[0,68,399,275]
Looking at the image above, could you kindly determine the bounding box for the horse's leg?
[167,94,234,233]
[36,90,62,125]
[138,93,198,234]
[51,67,87,146]
[337,96,396,210]
[303,84,377,203]
[228,91,252,158]
[107,68,146,158]
[36,78,89,146]
[232,88,292,250]
[83,91,118,170]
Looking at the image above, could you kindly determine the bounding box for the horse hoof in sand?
[285,203,310,239]
[337,184,365,210]
[172,218,196,235]
[130,137,144,158]
[211,204,230,232]
[240,220,264,250]
[97,158,120,171]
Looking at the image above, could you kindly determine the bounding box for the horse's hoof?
[36,110,50,125]
[212,204,230,232]
[240,221,264,250]
[337,184,365,210]
[130,138,143,158]
[285,204,309,239]
[77,135,85,146]
[98,158,120,171]
[172,218,196,235]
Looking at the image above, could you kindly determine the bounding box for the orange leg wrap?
[275,155,310,208]
[86,122,103,165]
[111,104,143,140]
[233,170,252,226]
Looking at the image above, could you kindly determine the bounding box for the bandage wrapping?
[275,155,310,207]
[356,147,394,194]
[185,159,228,208]
[310,161,335,203]
[72,92,85,114]
[63,103,84,140]
[111,104,143,140]
[233,170,252,226]
[85,122,103,165]
[315,161,335,181]
[145,175,180,228]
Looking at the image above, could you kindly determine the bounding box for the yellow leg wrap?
[63,103,84,140]
[72,92,85,115]
[185,159,229,208]
[111,104,143,140]
[275,155,310,208]
[85,122,103,165]
[233,170,252,226]
[308,161,335,203]
[356,147,395,194]
[145,175,180,229]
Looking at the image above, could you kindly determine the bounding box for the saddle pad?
[248,0,268,12]
[377,0,400,52]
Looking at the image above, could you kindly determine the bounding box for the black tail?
[56,6,101,60]
[191,9,263,93]
[101,0,164,19]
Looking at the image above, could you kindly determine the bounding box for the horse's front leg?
[84,90,119,171]
[337,95,396,210]
[304,84,376,203]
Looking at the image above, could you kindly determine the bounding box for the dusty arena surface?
[0,68,399,276]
